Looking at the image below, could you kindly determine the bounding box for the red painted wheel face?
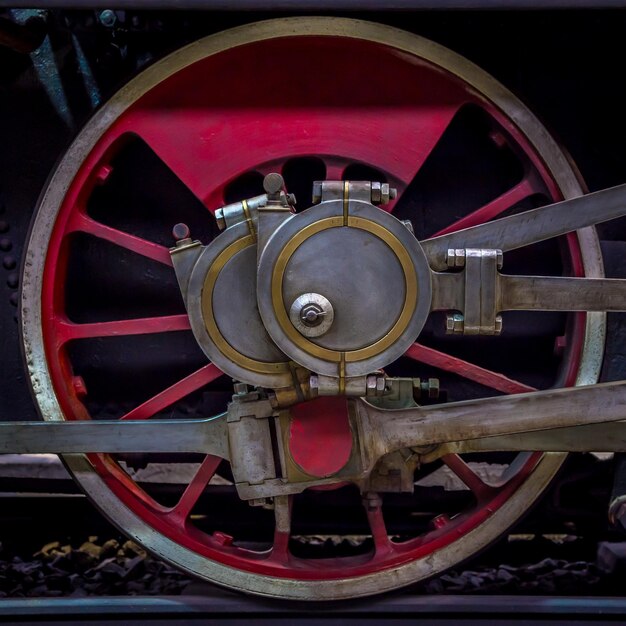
[39,33,587,581]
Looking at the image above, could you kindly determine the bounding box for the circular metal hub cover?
[186,221,294,389]
[258,199,432,378]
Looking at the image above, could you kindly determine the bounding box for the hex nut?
[445,312,464,334]
[427,378,440,399]
[446,248,466,269]
[494,314,503,335]
[312,181,323,204]
[370,181,382,203]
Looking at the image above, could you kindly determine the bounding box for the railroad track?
[1,594,626,625]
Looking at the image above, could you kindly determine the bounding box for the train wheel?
[21,18,605,600]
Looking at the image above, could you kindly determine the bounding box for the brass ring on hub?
[202,234,291,375]
[270,216,419,367]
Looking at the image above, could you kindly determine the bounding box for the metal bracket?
[444,248,503,335]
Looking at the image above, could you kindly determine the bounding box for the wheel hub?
[173,176,433,393]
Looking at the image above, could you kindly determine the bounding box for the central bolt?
[301,304,325,326]
[289,293,334,338]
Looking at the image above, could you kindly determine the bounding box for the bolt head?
[427,378,440,399]
[172,223,190,241]
[233,382,248,395]
[312,181,323,204]
[445,313,464,334]
[263,172,284,195]
[446,248,466,269]
[370,182,382,203]
[214,209,226,230]
[494,315,503,335]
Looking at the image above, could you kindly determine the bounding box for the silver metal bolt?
[426,378,440,399]
[233,382,249,395]
[312,181,323,205]
[494,314,503,335]
[370,182,397,205]
[214,208,226,230]
[304,310,318,323]
[380,183,396,205]
[172,223,193,247]
[290,293,334,337]
[496,250,504,270]
[401,220,415,235]
[309,375,319,391]
[371,181,382,203]
[445,312,464,334]
[446,248,466,269]
[263,172,284,196]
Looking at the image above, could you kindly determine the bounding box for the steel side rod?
[421,183,626,271]
[357,380,626,460]
[499,275,626,312]
[0,416,230,460]
[437,423,626,455]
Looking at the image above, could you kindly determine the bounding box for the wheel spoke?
[270,495,292,563]
[405,343,536,394]
[432,174,538,237]
[55,314,191,345]
[166,455,222,524]
[67,211,172,266]
[365,499,394,556]
[120,363,223,421]
[442,454,494,502]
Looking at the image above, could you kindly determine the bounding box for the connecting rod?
[357,380,626,463]
[0,416,230,459]
[422,182,626,271]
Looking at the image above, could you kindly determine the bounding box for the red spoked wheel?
[21,18,605,600]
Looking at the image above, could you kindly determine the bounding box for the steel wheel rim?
[20,17,605,600]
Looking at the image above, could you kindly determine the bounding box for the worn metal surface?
[257,192,432,379]
[177,219,293,389]
[0,417,230,457]
[422,183,626,271]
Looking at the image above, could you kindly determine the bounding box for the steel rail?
[1,594,626,624]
